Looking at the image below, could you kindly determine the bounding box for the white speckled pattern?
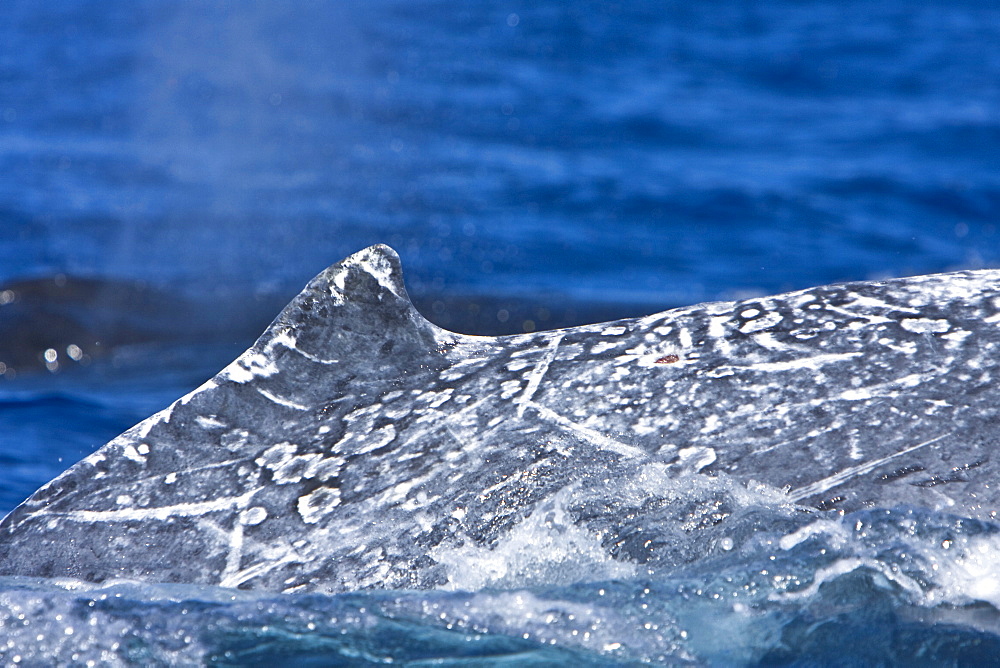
[3,244,1000,593]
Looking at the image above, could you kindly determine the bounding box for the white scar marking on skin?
[822,303,900,325]
[739,310,782,334]
[221,352,279,384]
[102,458,245,492]
[220,554,302,589]
[58,488,262,522]
[752,332,811,353]
[132,401,179,439]
[257,387,310,411]
[679,327,693,349]
[900,318,950,334]
[223,520,244,582]
[749,352,863,372]
[195,415,226,429]
[515,334,564,418]
[707,315,733,355]
[527,401,645,459]
[846,294,919,313]
[714,352,862,374]
[122,444,146,464]
[269,328,339,365]
[790,433,950,502]
[196,513,301,589]
[267,329,298,352]
[178,379,218,406]
[835,373,927,402]
[291,347,339,365]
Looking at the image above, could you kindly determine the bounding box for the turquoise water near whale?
[2,0,1000,663]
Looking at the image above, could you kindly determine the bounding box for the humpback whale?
[2,244,1000,593]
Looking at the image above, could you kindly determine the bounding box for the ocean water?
[1,0,1000,663]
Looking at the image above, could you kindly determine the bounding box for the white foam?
[433,488,638,591]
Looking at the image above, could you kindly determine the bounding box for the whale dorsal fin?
[221,244,453,387]
[0,246,466,573]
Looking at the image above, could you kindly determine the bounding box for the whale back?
[3,245,1000,592]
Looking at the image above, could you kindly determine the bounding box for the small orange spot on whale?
[655,354,680,364]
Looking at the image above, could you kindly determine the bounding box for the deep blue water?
[2,0,1000,663]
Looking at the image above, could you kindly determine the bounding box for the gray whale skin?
[2,244,1000,593]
